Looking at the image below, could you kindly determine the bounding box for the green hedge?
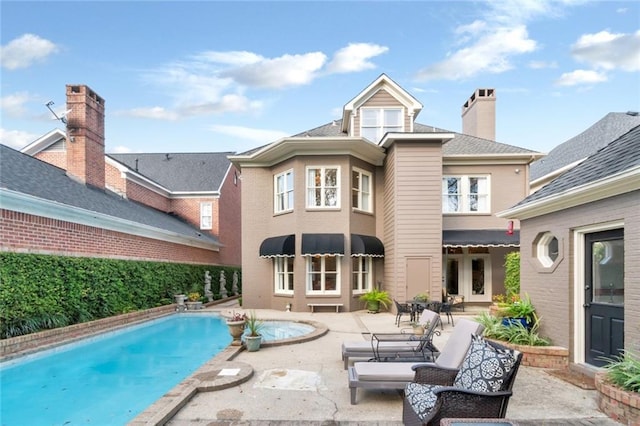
[504,251,520,299]
[0,252,241,338]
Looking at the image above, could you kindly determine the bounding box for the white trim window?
[307,166,340,208]
[307,256,340,295]
[352,257,372,294]
[274,257,294,294]
[200,202,213,229]
[352,168,372,213]
[361,108,403,142]
[442,176,490,213]
[274,169,294,213]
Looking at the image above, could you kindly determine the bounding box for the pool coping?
[128,319,328,425]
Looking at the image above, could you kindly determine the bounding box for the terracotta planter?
[595,371,640,425]
[226,320,246,346]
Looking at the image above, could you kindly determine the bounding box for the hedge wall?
[0,252,241,338]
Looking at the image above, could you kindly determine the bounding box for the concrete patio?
[162,305,619,425]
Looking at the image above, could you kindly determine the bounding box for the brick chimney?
[461,88,496,141]
[65,84,105,189]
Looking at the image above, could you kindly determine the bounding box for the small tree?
[504,251,520,299]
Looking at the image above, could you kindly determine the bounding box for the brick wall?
[171,197,219,236]
[1,209,220,264]
[105,161,126,196]
[218,165,242,266]
[34,151,66,169]
[126,180,171,212]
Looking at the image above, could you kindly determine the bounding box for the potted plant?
[226,311,246,346]
[359,288,392,313]
[185,292,203,310]
[502,294,537,328]
[244,311,264,352]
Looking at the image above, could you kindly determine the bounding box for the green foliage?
[503,251,520,299]
[0,252,241,338]
[602,351,640,393]
[413,293,429,302]
[359,288,392,310]
[505,293,537,325]
[245,311,264,337]
[475,312,551,346]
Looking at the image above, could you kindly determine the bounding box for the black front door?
[585,229,624,366]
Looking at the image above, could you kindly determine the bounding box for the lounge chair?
[341,309,440,369]
[402,336,522,425]
[347,318,484,404]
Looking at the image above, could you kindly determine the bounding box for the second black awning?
[301,233,344,256]
[351,234,384,257]
[259,234,295,258]
[442,230,520,248]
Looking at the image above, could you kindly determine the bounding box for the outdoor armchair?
[402,336,522,426]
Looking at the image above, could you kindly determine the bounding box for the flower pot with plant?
[226,311,247,346]
[185,292,203,310]
[502,294,537,328]
[359,288,392,313]
[244,311,264,352]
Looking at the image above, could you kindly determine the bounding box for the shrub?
[504,251,520,299]
[0,252,241,338]
[475,312,550,346]
[602,351,640,393]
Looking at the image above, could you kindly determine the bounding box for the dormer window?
[361,108,403,142]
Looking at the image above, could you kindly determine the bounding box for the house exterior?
[2,84,241,267]
[499,123,640,369]
[230,74,542,312]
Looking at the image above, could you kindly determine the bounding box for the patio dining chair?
[394,299,414,326]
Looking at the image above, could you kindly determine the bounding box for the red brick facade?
[0,209,220,264]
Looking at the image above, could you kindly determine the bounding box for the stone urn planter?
[244,335,262,352]
[595,371,640,425]
[226,320,246,346]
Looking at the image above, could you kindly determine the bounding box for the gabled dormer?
[341,74,423,142]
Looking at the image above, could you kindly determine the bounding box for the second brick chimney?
[461,88,496,141]
[65,85,105,189]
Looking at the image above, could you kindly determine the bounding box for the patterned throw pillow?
[405,382,443,421]
[453,334,517,392]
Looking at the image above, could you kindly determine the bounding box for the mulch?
[545,368,596,390]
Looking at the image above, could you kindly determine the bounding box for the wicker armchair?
[402,337,523,426]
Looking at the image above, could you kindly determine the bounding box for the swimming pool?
[1,314,231,425]
[0,314,316,425]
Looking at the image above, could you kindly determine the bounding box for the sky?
[1,1,639,156]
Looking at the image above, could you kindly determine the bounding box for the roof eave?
[379,132,454,148]
[229,137,387,168]
[497,165,640,220]
[444,153,544,165]
[0,188,221,251]
[20,128,66,155]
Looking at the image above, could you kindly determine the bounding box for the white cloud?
[179,94,263,116]
[0,92,31,117]
[571,30,640,72]
[222,52,327,89]
[0,128,39,149]
[416,26,537,80]
[326,43,388,74]
[528,60,558,69]
[119,106,180,121]
[109,145,136,154]
[555,69,607,86]
[209,124,289,143]
[191,50,263,66]
[0,34,59,70]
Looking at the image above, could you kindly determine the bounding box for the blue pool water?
[0,314,231,426]
[247,320,315,341]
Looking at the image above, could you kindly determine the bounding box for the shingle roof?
[512,124,640,207]
[288,119,537,156]
[530,112,640,181]
[108,152,233,192]
[0,145,219,245]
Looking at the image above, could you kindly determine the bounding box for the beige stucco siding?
[519,190,639,357]
[383,141,443,302]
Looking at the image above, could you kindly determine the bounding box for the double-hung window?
[274,169,294,213]
[307,166,339,208]
[352,257,372,293]
[442,176,490,213]
[352,168,372,212]
[361,108,403,142]
[307,256,340,295]
[200,202,213,229]
[274,257,294,294]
